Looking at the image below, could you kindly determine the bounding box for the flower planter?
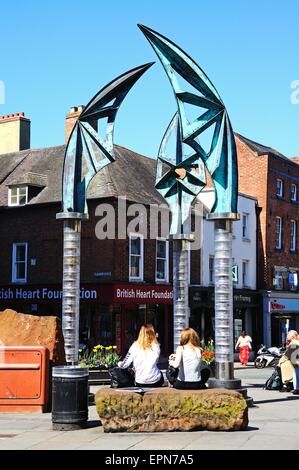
[88,369,111,386]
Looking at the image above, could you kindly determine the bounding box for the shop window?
[129,234,144,281]
[12,243,28,283]
[290,220,297,252]
[276,179,284,198]
[8,186,28,206]
[242,260,249,287]
[156,238,169,282]
[275,217,282,250]
[209,256,214,284]
[291,184,298,202]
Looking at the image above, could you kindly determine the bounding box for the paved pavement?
[0,364,299,450]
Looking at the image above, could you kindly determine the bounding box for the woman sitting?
[168,327,210,390]
[118,324,164,388]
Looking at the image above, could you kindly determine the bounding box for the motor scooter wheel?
[255,357,266,369]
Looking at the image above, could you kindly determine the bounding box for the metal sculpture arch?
[58,62,153,365]
[62,62,154,216]
[138,24,238,227]
[139,25,243,392]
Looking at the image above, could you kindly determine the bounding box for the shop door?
[123,306,146,353]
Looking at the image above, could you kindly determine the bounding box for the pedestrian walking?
[167,327,210,390]
[235,331,252,366]
[118,324,164,387]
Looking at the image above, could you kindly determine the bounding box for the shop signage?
[209,291,255,304]
[232,265,238,284]
[113,284,173,304]
[270,297,299,313]
[0,286,98,301]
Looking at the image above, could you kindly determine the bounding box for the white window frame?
[155,238,169,283]
[8,186,28,207]
[209,255,215,285]
[290,220,297,252]
[242,213,249,239]
[275,217,282,250]
[12,242,28,283]
[291,184,297,202]
[242,260,249,288]
[129,233,144,281]
[276,179,284,198]
[274,270,284,290]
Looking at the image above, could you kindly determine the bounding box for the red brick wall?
[235,135,299,289]
[0,198,201,287]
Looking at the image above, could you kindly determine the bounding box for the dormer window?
[7,173,47,207]
[8,186,28,206]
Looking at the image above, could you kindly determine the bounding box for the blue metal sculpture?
[138,25,238,225]
[62,62,154,216]
[58,62,153,365]
[138,25,248,401]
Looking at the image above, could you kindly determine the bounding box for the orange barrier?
[0,346,49,412]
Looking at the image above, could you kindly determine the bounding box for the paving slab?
[0,367,299,450]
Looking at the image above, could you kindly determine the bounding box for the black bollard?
[52,366,89,430]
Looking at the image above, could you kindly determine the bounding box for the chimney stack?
[65,105,98,143]
[65,105,85,143]
[0,112,30,155]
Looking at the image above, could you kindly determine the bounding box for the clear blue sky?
[1,0,298,157]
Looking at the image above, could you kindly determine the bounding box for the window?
[209,256,214,284]
[242,260,249,287]
[291,184,297,202]
[275,217,282,250]
[129,234,144,281]
[276,179,284,198]
[242,213,249,239]
[274,270,283,290]
[12,243,28,283]
[156,238,169,282]
[8,186,28,206]
[290,220,297,252]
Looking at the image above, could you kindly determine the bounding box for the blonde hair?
[136,324,159,350]
[287,330,299,341]
[180,328,200,348]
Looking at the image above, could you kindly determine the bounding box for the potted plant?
[201,339,216,377]
[79,345,121,385]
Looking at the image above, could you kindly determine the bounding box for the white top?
[118,342,161,384]
[235,335,252,349]
[169,345,202,382]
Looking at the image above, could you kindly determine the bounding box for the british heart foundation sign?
[113,284,173,304]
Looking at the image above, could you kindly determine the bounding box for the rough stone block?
[95,387,248,432]
[0,309,65,364]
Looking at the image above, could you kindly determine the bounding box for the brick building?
[236,134,299,346]
[0,111,201,357]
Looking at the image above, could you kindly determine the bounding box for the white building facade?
[189,190,261,348]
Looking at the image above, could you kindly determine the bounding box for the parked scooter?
[254,345,285,369]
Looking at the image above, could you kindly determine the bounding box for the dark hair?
[241,331,247,337]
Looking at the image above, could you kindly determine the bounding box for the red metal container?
[0,346,49,412]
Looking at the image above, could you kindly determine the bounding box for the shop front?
[189,286,260,348]
[263,292,299,347]
[0,283,173,357]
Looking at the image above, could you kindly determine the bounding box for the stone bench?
[95,387,248,432]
